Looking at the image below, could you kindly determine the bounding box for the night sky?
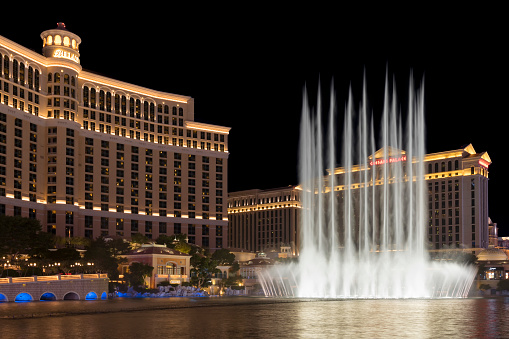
[1,10,506,233]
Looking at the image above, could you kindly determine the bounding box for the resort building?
[476,247,509,291]
[0,23,230,249]
[424,144,491,252]
[228,186,301,253]
[119,243,191,289]
[228,144,491,254]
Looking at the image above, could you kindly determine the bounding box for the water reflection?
[2,298,509,338]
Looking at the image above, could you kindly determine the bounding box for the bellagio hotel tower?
[0,23,230,249]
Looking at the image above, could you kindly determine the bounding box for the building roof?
[126,244,190,257]
[56,22,68,31]
[477,247,508,261]
[246,257,275,266]
[229,185,298,197]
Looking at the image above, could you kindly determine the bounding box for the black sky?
[1,9,506,233]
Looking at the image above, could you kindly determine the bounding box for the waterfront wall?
[0,274,108,302]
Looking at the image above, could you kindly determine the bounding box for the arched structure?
[0,274,108,302]
[15,292,33,302]
[40,292,57,301]
[85,291,98,300]
[63,291,80,300]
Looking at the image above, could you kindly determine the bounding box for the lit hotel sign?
[370,156,407,166]
[479,159,490,168]
[53,49,80,63]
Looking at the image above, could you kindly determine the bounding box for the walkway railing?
[155,274,188,279]
[0,273,108,284]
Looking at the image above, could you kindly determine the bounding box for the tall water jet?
[260,74,476,298]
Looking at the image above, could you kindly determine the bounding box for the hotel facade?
[228,186,301,254]
[228,144,491,254]
[0,23,230,249]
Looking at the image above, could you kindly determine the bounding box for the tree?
[190,253,220,289]
[130,233,149,249]
[222,274,244,288]
[229,261,240,274]
[83,236,128,279]
[156,233,192,254]
[0,215,52,259]
[125,262,153,291]
[107,237,131,257]
[155,234,175,247]
[211,248,236,265]
[43,247,82,274]
[174,241,192,254]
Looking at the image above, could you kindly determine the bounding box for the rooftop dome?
[477,247,508,261]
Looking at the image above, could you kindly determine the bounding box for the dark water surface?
[1,297,508,338]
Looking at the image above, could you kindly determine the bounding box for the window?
[116,218,124,230]
[159,222,167,234]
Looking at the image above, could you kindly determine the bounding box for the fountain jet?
[260,74,476,298]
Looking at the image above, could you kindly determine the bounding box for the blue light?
[85,291,97,300]
[15,293,33,302]
[40,292,57,301]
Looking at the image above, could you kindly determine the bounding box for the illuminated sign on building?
[479,159,490,168]
[53,49,80,63]
[370,155,407,166]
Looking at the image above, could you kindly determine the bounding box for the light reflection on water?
[1,297,509,338]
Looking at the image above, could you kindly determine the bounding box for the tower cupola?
[40,22,81,65]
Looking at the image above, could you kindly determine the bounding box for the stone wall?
[0,275,108,302]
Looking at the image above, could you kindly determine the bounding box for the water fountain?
[258,74,477,298]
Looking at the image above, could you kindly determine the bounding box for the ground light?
[15,293,33,302]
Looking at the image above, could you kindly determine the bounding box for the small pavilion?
[120,243,191,289]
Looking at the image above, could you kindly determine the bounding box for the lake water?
[1,297,508,338]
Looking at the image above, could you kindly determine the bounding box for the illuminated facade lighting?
[228,186,301,254]
[229,144,492,254]
[0,23,229,250]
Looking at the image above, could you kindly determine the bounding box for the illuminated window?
[83,86,89,106]
[54,35,62,45]
[63,36,70,47]
[90,88,96,108]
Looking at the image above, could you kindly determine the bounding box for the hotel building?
[427,144,491,251]
[228,186,301,254]
[0,23,230,249]
[228,144,491,254]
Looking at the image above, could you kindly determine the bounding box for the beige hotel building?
[229,144,492,254]
[228,186,301,254]
[0,23,230,249]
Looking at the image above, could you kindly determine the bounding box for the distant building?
[499,237,509,249]
[333,144,491,253]
[0,23,230,249]
[489,218,498,247]
[228,186,300,254]
[228,144,492,254]
[239,252,277,293]
[476,247,509,290]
